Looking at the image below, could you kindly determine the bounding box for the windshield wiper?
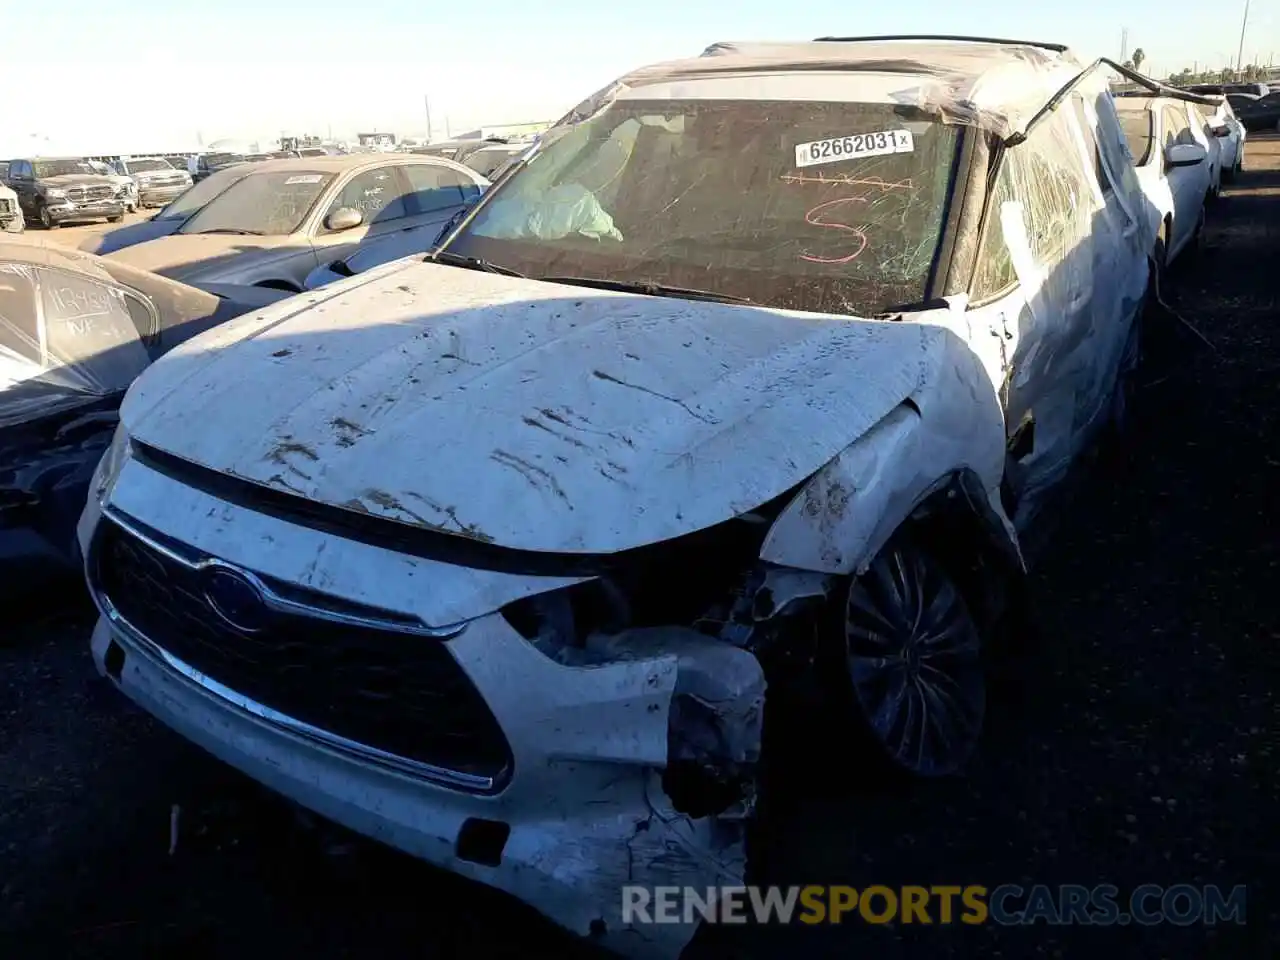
[430,249,526,277]
[537,276,753,305]
[188,228,265,236]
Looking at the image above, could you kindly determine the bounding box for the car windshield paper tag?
[794,130,915,168]
[285,175,324,184]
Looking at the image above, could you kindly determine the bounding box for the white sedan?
[1115,93,1214,269]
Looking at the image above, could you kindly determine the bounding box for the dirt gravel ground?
[3,139,1279,959]
[42,209,154,249]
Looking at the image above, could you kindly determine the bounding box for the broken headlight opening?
[499,508,833,820]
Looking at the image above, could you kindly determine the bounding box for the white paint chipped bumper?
[89,606,740,958]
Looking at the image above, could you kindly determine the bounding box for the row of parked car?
[1185,81,1280,132]
[0,137,528,237]
[0,36,1259,958]
[1114,82,1246,271]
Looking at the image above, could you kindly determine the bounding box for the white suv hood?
[122,262,930,554]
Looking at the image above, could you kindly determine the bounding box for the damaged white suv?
[81,36,1151,957]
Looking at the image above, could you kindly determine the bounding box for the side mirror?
[1211,124,1231,137]
[324,207,364,232]
[1165,142,1207,168]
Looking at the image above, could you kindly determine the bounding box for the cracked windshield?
[446,98,960,315]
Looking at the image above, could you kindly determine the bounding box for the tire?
[107,214,123,223]
[823,533,987,778]
[38,204,57,230]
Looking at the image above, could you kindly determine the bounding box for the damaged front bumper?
[87,515,762,957]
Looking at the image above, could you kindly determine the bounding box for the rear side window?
[402,164,483,215]
[0,265,39,363]
[971,158,1019,302]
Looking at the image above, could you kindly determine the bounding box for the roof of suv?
[589,38,1087,138]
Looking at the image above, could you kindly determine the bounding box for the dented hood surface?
[122,263,933,554]
[105,233,295,282]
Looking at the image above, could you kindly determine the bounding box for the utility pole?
[424,95,433,143]
[1236,0,1250,76]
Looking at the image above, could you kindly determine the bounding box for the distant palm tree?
[1132,48,1147,72]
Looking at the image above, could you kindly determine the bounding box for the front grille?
[67,185,113,203]
[92,516,513,787]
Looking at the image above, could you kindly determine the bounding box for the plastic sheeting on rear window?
[0,262,152,428]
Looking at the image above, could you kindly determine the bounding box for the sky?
[0,0,1275,154]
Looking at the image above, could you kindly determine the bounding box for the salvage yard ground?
[3,138,1278,958]
[46,210,155,248]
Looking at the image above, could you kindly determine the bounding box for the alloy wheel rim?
[844,544,984,775]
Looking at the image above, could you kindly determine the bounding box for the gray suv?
[3,157,125,228]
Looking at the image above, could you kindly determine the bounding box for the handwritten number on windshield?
[799,197,868,264]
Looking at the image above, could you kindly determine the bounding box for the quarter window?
[1162,106,1195,147]
[0,264,40,364]
[971,158,1019,301]
[1118,111,1153,165]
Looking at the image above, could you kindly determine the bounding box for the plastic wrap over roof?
[557,39,1087,140]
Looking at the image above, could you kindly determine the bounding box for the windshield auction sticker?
[794,130,915,168]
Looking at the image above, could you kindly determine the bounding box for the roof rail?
[812,34,1069,53]
[1100,59,1223,106]
[1005,57,1222,148]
